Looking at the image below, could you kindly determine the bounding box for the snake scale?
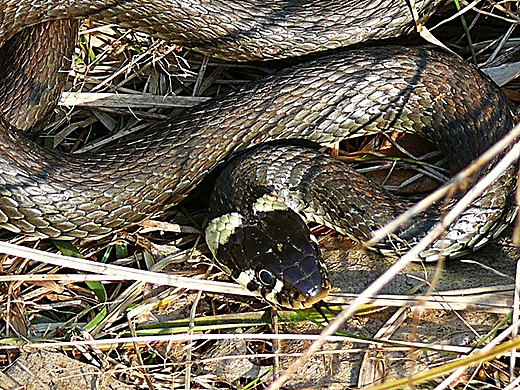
[0,0,518,308]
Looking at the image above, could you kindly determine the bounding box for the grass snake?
[0,0,517,308]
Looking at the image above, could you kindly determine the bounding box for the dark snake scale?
[0,0,518,307]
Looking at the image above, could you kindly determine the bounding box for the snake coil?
[0,1,517,308]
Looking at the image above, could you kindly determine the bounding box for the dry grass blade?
[59,92,209,108]
[372,336,520,390]
[0,241,251,298]
[327,285,515,313]
[366,122,520,250]
[357,307,410,387]
[0,332,484,354]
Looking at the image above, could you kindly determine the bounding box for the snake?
[0,0,518,308]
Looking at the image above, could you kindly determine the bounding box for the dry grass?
[2,2,520,389]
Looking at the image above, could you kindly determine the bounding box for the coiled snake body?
[0,0,517,308]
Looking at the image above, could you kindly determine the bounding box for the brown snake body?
[0,1,518,307]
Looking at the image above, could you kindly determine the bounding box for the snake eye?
[257,269,276,288]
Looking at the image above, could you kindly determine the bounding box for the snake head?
[206,209,331,309]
